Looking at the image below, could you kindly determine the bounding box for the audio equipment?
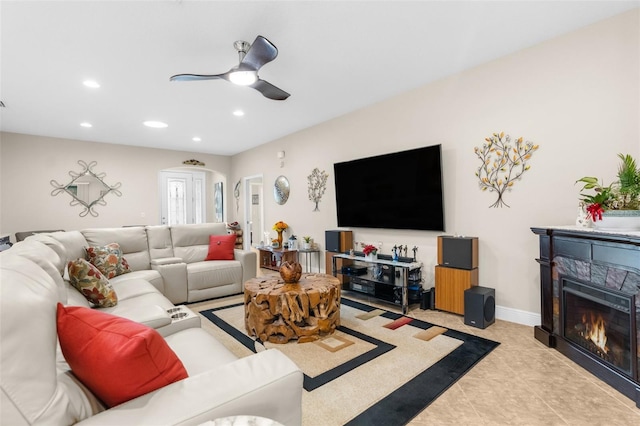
[437,236,478,270]
[464,286,495,329]
[325,230,353,253]
[420,288,435,310]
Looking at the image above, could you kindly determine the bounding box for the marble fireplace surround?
[531,226,640,407]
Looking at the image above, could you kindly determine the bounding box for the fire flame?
[581,312,609,354]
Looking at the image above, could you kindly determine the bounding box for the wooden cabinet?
[258,247,298,271]
[324,230,353,284]
[435,266,478,314]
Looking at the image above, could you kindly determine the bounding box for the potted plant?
[576,153,640,230]
[302,236,312,249]
[362,243,378,261]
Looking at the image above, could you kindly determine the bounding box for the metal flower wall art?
[307,167,329,211]
[474,132,539,208]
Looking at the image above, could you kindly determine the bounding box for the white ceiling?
[1,1,638,156]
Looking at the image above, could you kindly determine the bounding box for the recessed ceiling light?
[83,80,100,88]
[192,137,202,142]
[80,122,92,128]
[233,110,245,117]
[143,120,168,128]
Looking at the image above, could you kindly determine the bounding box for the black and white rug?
[200,297,499,426]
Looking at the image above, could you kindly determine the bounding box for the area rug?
[199,297,499,426]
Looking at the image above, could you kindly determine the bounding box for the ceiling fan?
[170,35,290,101]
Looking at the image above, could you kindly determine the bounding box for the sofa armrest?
[234,249,257,289]
[151,261,188,304]
[112,305,172,329]
[75,349,303,426]
[150,257,184,266]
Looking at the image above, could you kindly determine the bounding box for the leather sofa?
[0,224,303,425]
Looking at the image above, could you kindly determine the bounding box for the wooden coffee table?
[244,273,341,344]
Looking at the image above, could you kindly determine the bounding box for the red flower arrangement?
[362,244,378,256]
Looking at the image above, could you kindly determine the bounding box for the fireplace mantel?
[531,226,640,407]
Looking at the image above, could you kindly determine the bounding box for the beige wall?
[0,132,231,235]
[229,9,640,323]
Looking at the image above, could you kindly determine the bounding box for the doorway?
[159,170,206,225]
[243,175,264,250]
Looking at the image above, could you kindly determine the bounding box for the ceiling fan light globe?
[229,70,257,86]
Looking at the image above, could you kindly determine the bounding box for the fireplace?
[531,227,640,407]
[561,278,636,379]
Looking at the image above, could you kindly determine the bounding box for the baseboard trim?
[495,305,540,327]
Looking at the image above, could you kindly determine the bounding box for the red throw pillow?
[205,234,236,261]
[56,304,188,407]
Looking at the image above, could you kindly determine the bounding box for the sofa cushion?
[146,225,175,260]
[187,260,243,291]
[110,269,165,294]
[164,327,237,376]
[8,240,68,304]
[82,227,151,271]
[23,233,68,275]
[46,230,89,264]
[56,304,188,408]
[170,223,228,264]
[68,259,118,308]
[205,234,236,261]
[86,242,131,279]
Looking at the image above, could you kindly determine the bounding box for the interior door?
[160,170,206,225]
[243,175,263,250]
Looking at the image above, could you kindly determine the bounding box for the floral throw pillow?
[85,243,131,279]
[68,258,118,307]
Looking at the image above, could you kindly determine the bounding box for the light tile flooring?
[347,292,640,425]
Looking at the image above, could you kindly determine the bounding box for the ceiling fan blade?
[241,36,278,71]
[250,79,290,100]
[170,73,225,82]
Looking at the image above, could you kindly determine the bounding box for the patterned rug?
[199,297,499,426]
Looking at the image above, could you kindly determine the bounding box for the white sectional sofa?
[0,223,303,425]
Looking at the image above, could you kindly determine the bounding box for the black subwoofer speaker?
[464,286,495,329]
[438,236,478,270]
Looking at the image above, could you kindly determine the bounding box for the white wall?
[229,9,640,324]
[0,132,231,235]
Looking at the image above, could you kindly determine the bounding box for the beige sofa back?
[146,225,175,259]
[170,223,228,264]
[82,227,151,271]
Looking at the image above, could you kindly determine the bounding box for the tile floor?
[348,292,640,425]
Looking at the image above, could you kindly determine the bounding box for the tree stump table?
[244,273,341,344]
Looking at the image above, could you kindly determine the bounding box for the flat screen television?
[333,144,445,231]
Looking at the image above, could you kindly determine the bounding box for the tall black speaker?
[464,286,495,329]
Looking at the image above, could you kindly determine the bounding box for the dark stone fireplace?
[531,227,640,407]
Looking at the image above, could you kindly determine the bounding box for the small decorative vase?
[277,230,283,248]
[365,253,377,261]
[280,261,302,283]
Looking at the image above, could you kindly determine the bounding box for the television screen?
[333,144,445,231]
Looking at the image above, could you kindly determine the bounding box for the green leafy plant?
[576,153,640,221]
